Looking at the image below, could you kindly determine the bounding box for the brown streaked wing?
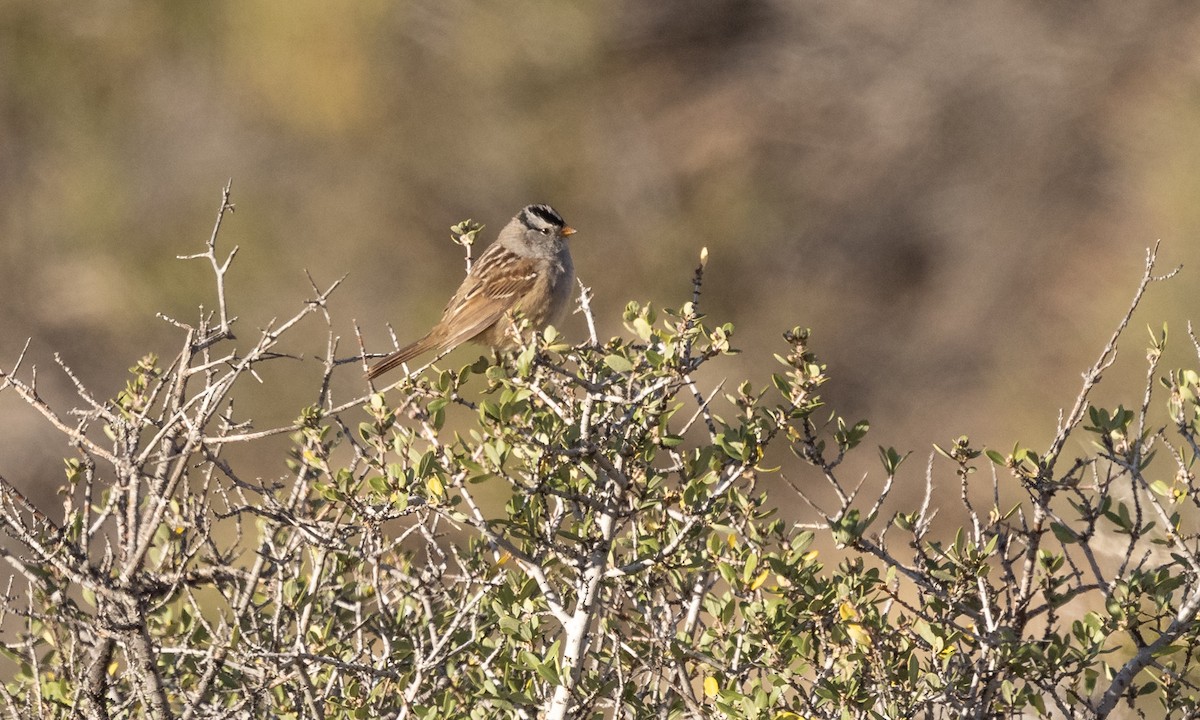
[437,245,540,349]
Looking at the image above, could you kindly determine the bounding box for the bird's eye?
[538,227,550,234]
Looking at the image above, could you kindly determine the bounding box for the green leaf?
[632,317,654,341]
[604,354,634,373]
[879,446,909,475]
[1050,522,1078,544]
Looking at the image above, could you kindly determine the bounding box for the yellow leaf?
[426,475,444,497]
[838,601,858,621]
[749,570,770,591]
[703,676,719,697]
[846,623,872,647]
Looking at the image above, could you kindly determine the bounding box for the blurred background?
[2,0,1200,513]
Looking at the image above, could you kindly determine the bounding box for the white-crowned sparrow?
[368,204,577,380]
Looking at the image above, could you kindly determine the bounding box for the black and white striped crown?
[519,204,566,231]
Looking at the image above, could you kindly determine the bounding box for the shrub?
[1,187,1197,719]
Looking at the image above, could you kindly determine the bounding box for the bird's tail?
[367,335,439,380]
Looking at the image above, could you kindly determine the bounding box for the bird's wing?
[438,244,540,349]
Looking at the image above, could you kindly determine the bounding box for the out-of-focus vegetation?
[2,0,1200,511]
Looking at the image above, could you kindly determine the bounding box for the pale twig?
[1044,242,1178,475]
[177,181,239,346]
[53,353,114,416]
[0,369,118,465]
[681,374,720,439]
[1097,577,1200,716]
[576,279,598,346]
[0,338,31,392]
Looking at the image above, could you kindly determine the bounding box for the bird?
[367,204,577,380]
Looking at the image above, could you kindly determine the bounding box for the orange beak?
[561,226,577,236]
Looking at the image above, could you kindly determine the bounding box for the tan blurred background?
[3,0,1200,511]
